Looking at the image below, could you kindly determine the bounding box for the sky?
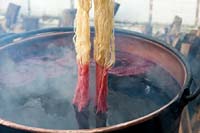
[0,0,198,25]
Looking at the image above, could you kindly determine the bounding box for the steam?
[0,42,180,130]
[0,44,79,129]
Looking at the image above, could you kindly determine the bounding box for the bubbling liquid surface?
[0,45,180,130]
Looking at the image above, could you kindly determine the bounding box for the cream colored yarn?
[74,0,115,67]
[74,0,91,65]
[94,0,115,68]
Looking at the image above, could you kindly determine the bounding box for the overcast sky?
[0,0,198,25]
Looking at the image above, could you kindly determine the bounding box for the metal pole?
[149,0,153,24]
[195,0,200,27]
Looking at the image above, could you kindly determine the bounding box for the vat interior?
[0,32,183,130]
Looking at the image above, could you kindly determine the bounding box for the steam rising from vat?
[0,42,180,130]
[0,45,79,129]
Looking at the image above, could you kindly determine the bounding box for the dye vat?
[0,28,198,133]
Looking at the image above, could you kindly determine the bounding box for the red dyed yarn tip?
[73,63,90,112]
[96,63,109,113]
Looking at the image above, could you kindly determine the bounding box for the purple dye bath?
[0,44,180,130]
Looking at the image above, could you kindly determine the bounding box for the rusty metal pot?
[0,27,199,133]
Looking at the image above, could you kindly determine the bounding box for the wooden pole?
[149,0,153,24]
[28,0,31,16]
[195,0,200,27]
[179,107,192,133]
[70,0,75,9]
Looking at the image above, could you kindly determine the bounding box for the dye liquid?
[0,44,180,130]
